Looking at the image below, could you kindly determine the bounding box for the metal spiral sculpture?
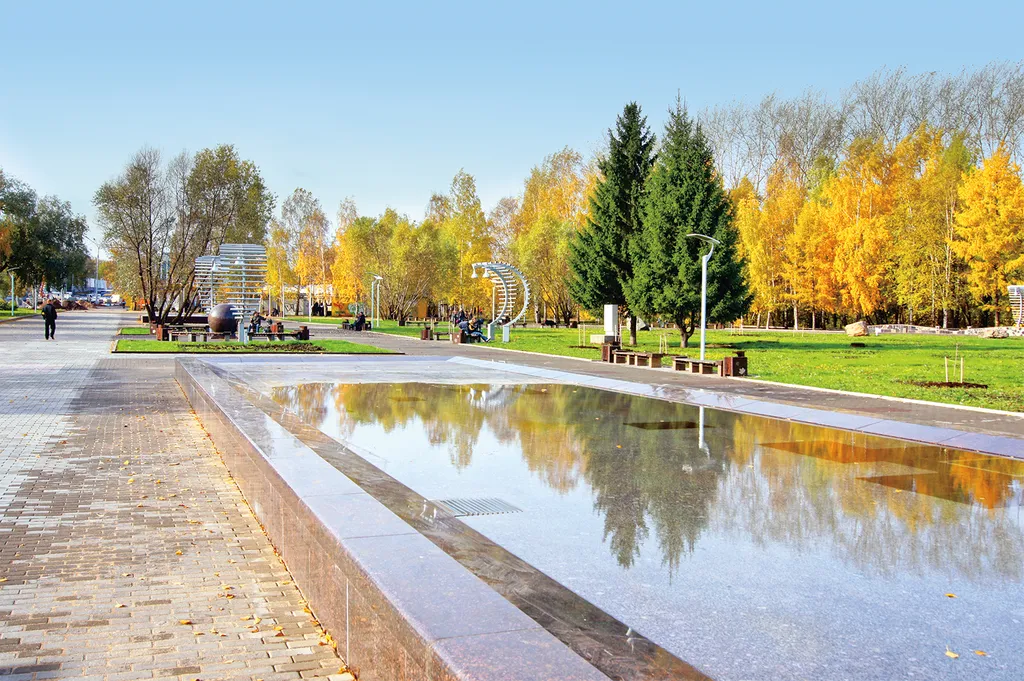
[471,262,531,341]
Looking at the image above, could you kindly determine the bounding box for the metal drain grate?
[433,497,522,517]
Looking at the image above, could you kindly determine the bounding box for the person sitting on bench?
[459,318,489,342]
[248,311,266,335]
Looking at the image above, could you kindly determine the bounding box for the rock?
[981,327,1009,338]
[844,320,869,337]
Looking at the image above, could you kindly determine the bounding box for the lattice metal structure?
[1010,285,1024,327]
[194,255,218,313]
[471,262,530,342]
[194,244,267,342]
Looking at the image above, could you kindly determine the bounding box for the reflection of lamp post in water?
[697,406,709,455]
[684,234,722,361]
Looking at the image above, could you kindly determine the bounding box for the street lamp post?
[7,267,19,316]
[83,234,100,302]
[371,275,383,329]
[684,233,722,361]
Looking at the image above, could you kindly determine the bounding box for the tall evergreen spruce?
[568,102,656,344]
[627,102,750,347]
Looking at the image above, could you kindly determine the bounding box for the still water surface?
[272,382,1024,680]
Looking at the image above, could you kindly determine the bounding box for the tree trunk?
[629,315,637,346]
[793,304,799,331]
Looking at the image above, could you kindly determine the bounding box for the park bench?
[672,356,721,375]
[155,323,209,341]
[451,330,486,344]
[613,351,667,367]
[169,330,210,342]
[630,351,666,368]
[250,325,310,341]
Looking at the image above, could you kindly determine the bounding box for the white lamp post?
[6,267,19,316]
[83,234,101,302]
[370,275,383,329]
[684,233,721,361]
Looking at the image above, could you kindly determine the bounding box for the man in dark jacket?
[41,300,58,340]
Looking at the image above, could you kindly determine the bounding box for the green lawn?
[0,307,42,321]
[370,321,1023,411]
[119,327,153,335]
[114,338,397,354]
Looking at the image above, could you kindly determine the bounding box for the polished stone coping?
[175,357,609,681]
[444,357,1024,460]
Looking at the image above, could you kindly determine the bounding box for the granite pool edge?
[174,357,608,681]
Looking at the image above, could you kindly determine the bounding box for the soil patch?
[906,380,989,389]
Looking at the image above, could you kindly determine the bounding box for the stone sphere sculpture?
[208,303,239,334]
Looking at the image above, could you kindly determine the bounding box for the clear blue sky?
[3,0,1022,251]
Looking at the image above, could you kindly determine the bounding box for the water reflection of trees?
[718,416,1024,581]
[270,382,1024,581]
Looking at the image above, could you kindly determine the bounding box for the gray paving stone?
[0,311,341,677]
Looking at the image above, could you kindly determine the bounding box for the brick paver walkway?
[0,311,341,680]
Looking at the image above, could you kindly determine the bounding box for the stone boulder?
[845,320,869,337]
[981,327,1009,339]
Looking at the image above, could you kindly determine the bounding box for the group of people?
[310,301,329,316]
[451,310,491,342]
[247,311,275,335]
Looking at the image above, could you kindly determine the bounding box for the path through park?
[0,311,341,679]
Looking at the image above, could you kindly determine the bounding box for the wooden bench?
[169,330,209,342]
[631,352,666,368]
[250,331,301,341]
[672,356,721,375]
[613,351,667,368]
[433,331,451,341]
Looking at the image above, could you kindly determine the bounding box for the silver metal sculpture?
[194,255,218,313]
[194,244,267,343]
[1010,285,1023,327]
[470,262,530,342]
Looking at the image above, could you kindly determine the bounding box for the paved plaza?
[0,311,341,679]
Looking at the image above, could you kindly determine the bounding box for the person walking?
[41,299,58,340]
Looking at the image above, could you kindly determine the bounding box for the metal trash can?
[721,351,748,377]
[601,342,620,362]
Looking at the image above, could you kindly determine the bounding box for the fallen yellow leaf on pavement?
[945,647,959,659]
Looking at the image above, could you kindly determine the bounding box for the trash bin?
[721,351,748,377]
[601,342,620,362]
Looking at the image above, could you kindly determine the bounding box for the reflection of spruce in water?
[569,389,726,573]
[275,381,727,573]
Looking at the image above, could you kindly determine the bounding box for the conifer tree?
[568,103,655,344]
[627,101,750,347]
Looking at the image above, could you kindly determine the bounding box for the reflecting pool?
[272,381,1024,680]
